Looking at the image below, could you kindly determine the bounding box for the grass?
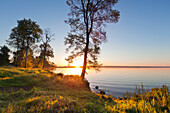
[0,66,169,113]
[105,85,170,113]
[0,66,112,112]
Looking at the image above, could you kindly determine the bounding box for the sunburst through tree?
[65,0,120,78]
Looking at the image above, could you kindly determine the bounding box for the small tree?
[39,29,54,68]
[0,45,10,66]
[7,18,43,68]
[65,0,120,78]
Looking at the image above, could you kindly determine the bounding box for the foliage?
[7,18,43,68]
[13,49,36,68]
[0,45,10,66]
[65,0,120,78]
[105,85,170,113]
[38,29,54,68]
[6,19,55,69]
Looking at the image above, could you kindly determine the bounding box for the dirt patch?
[0,86,32,92]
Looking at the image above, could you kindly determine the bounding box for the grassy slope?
[0,66,169,113]
[0,66,114,113]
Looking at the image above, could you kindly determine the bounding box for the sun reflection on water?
[54,67,82,75]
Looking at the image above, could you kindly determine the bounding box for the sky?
[0,0,170,66]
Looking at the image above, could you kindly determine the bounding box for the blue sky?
[0,0,170,66]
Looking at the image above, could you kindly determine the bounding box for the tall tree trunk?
[25,46,28,68]
[81,34,89,79]
[16,46,19,66]
[25,39,29,68]
[80,0,90,79]
[42,47,46,69]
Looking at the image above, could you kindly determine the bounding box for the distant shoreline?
[56,66,170,68]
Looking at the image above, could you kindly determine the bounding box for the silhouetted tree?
[7,18,43,68]
[0,45,10,66]
[65,0,120,78]
[6,27,21,66]
[39,29,54,68]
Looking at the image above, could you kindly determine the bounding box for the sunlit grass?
[105,85,170,113]
[0,66,109,112]
[0,66,169,112]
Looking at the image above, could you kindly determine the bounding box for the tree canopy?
[39,29,54,68]
[0,45,10,66]
[65,0,120,78]
[7,18,43,68]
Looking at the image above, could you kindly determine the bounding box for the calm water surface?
[54,68,170,97]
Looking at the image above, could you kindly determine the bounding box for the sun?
[71,59,83,68]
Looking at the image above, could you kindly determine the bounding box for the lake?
[54,68,170,97]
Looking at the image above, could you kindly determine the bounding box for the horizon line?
[56,65,170,68]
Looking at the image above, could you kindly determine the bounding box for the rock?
[100,90,106,95]
[95,86,99,89]
[56,73,64,78]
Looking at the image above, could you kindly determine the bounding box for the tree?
[39,29,54,68]
[0,45,10,66]
[7,18,43,68]
[65,0,120,78]
[7,27,21,66]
